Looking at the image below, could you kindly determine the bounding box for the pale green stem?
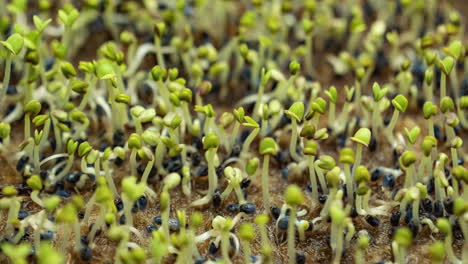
[262,155,270,212]
[155,145,167,177]
[130,149,137,176]
[33,144,40,174]
[386,110,399,139]
[154,37,165,69]
[320,188,336,218]
[134,118,143,135]
[182,102,192,134]
[328,103,336,127]
[451,147,458,169]
[229,121,240,153]
[314,163,329,194]
[289,119,301,162]
[308,156,318,202]
[122,194,134,227]
[30,190,43,207]
[52,153,74,184]
[82,193,96,225]
[440,73,447,99]
[261,117,268,137]
[102,161,117,197]
[311,113,320,128]
[412,199,420,226]
[428,117,435,137]
[417,155,429,181]
[52,117,63,153]
[241,128,259,157]
[141,159,155,185]
[39,119,51,149]
[78,77,97,111]
[74,221,81,252]
[34,210,46,250]
[207,148,217,197]
[252,80,265,120]
[88,204,105,243]
[352,144,363,180]
[362,190,371,213]
[356,194,366,215]
[332,223,344,264]
[0,54,12,107]
[404,166,414,188]
[445,231,460,264]
[287,207,297,264]
[305,33,314,77]
[6,200,20,237]
[221,231,231,264]
[344,164,354,205]
[355,80,361,106]
[24,114,31,141]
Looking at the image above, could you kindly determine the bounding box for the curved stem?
[289,119,301,162]
[287,207,297,264]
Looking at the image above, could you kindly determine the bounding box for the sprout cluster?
[0,0,467,263]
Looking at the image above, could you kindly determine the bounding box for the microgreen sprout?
[330,197,348,264]
[355,232,370,264]
[355,166,371,215]
[221,166,245,204]
[1,242,30,264]
[320,166,341,218]
[306,97,327,128]
[239,222,255,264]
[400,150,417,187]
[303,139,319,202]
[392,227,413,264]
[161,172,181,240]
[253,68,271,120]
[314,155,336,195]
[339,148,355,205]
[241,116,260,160]
[122,176,146,227]
[255,214,272,263]
[437,56,455,99]
[423,101,438,137]
[437,218,461,263]
[429,241,446,264]
[350,128,371,178]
